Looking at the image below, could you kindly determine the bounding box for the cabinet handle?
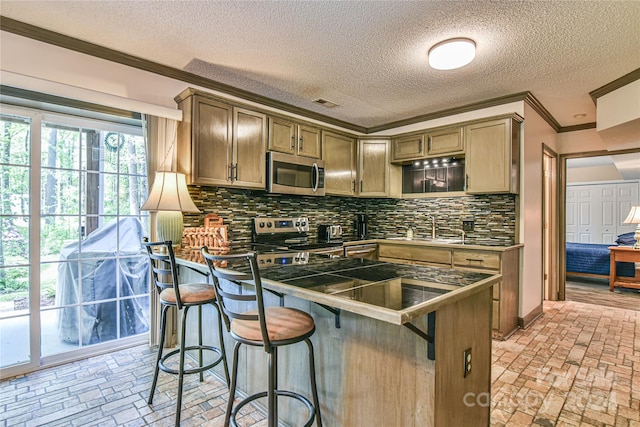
[228,164,234,181]
[466,258,484,264]
[352,180,356,192]
[427,136,431,152]
[418,139,423,153]
[234,163,238,181]
[465,174,469,190]
[299,136,303,151]
[360,180,363,193]
[290,135,295,150]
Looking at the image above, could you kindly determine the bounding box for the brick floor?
[1,299,638,426]
[492,300,640,427]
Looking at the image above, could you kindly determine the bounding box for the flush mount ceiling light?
[428,38,476,70]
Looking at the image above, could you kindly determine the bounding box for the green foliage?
[0,267,28,293]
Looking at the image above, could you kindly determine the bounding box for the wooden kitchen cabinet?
[357,138,390,197]
[268,116,320,158]
[391,133,425,162]
[465,116,521,194]
[378,240,521,339]
[391,126,464,163]
[176,89,266,189]
[378,243,452,267]
[232,108,267,189]
[426,126,464,156]
[322,130,357,196]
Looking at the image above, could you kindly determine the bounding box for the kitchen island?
[176,249,499,427]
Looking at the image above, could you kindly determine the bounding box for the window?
[1,105,150,373]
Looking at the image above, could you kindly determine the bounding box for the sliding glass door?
[1,105,150,377]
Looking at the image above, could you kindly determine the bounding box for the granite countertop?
[176,248,500,325]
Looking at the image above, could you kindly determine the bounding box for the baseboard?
[518,303,543,329]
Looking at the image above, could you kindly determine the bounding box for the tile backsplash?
[185,186,517,246]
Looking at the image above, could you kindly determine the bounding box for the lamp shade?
[141,172,200,213]
[623,206,640,249]
[623,206,640,224]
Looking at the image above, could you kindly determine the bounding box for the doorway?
[559,149,640,307]
[542,146,558,301]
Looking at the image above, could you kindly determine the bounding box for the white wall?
[520,103,558,319]
[567,164,623,183]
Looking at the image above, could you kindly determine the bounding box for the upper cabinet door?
[465,117,520,194]
[233,107,267,189]
[268,117,296,155]
[358,139,389,197]
[297,124,321,158]
[322,131,356,196]
[391,134,425,162]
[191,96,233,186]
[427,126,464,156]
[267,117,320,158]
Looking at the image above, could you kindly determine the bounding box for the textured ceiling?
[1,1,639,129]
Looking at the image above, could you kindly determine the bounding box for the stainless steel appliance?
[252,216,343,256]
[344,243,377,259]
[267,152,325,196]
[354,213,368,240]
[318,224,343,243]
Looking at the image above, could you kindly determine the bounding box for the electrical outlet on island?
[463,348,472,377]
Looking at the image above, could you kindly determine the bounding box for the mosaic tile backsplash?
[184,186,517,246]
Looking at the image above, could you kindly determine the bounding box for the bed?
[566,238,636,279]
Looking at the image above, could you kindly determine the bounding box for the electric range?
[252,216,344,260]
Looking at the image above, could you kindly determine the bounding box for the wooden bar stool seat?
[201,248,322,427]
[231,307,315,342]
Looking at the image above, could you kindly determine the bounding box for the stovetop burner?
[252,216,343,252]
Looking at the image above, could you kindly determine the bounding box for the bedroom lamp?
[623,206,640,249]
[141,172,200,246]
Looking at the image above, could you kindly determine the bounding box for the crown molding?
[589,68,640,103]
[557,122,596,133]
[367,92,532,133]
[0,16,366,133]
[2,16,571,135]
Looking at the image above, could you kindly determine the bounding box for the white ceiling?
[1,1,639,129]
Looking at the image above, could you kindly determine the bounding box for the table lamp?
[141,171,200,246]
[623,206,640,249]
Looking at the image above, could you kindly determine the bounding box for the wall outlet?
[462,220,475,232]
[463,348,472,378]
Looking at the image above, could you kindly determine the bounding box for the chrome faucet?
[454,229,466,244]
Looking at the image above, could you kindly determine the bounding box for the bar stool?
[201,248,322,427]
[142,238,230,427]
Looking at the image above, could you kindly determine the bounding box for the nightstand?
[608,246,640,292]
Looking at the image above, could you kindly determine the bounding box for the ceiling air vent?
[313,98,339,108]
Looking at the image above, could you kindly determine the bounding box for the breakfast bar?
[176,249,500,427]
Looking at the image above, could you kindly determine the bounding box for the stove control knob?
[301,221,307,227]
[295,221,300,227]
[259,259,265,264]
[259,222,265,228]
[266,222,272,228]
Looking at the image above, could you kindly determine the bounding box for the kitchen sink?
[387,237,464,244]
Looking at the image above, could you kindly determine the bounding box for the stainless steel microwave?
[267,152,325,196]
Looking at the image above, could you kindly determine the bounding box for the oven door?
[267,152,325,196]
